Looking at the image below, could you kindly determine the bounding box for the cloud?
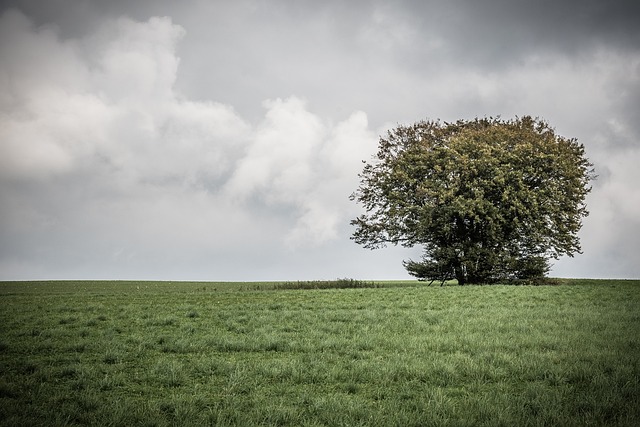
[0,11,243,272]
[1,2,639,280]
[226,97,376,246]
[226,97,323,202]
[572,146,640,279]
[0,10,250,183]
[0,9,382,279]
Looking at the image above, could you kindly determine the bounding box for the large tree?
[350,117,594,285]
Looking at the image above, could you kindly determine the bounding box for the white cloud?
[87,16,184,103]
[0,10,381,280]
[0,10,96,179]
[285,110,377,247]
[0,10,251,188]
[226,97,324,202]
[226,98,377,247]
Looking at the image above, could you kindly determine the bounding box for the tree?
[350,117,594,285]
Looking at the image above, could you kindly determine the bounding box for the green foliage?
[274,278,377,290]
[0,280,638,426]
[351,116,594,284]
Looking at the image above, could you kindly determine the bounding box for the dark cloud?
[414,0,640,55]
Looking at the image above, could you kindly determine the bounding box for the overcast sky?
[1,0,638,281]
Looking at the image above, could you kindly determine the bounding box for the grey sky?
[1,0,638,280]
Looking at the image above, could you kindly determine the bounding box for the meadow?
[0,279,638,426]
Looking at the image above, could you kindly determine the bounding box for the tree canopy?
[350,117,594,285]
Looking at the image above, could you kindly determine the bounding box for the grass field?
[0,279,638,426]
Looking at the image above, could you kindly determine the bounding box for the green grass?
[0,279,638,426]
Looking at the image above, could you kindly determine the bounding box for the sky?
[1,0,639,281]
